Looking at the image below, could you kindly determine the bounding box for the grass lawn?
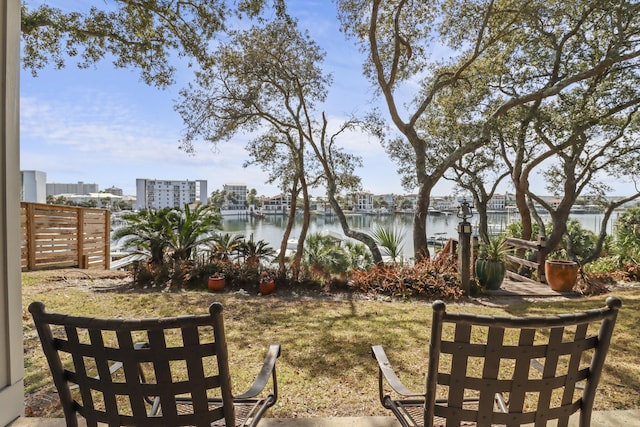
[21,270,640,419]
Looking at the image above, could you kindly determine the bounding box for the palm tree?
[112,208,173,265]
[303,233,350,280]
[166,204,221,261]
[240,239,276,270]
[344,241,374,271]
[209,232,245,261]
[372,225,405,263]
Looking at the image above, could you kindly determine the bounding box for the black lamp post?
[457,200,473,294]
[457,199,473,230]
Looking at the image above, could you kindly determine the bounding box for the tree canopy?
[20,0,285,87]
[176,18,384,272]
[336,0,640,259]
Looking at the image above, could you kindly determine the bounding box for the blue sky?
[20,1,421,198]
[19,1,634,199]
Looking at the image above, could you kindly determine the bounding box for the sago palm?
[303,233,350,279]
[241,239,276,269]
[112,208,173,265]
[209,232,245,262]
[166,204,221,261]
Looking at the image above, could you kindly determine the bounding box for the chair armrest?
[235,344,281,399]
[371,345,422,397]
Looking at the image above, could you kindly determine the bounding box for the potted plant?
[475,236,507,290]
[544,249,579,292]
[208,272,226,291]
[259,271,275,295]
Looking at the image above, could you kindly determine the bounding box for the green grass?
[22,272,640,418]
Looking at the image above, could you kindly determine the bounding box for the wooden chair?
[372,297,621,427]
[29,301,281,427]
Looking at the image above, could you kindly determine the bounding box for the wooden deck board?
[489,278,572,297]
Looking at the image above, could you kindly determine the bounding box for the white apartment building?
[135,179,208,210]
[432,197,457,212]
[486,193,517,211]
[20,170,46,203]
[222,183,247,211]
[404,194,419,211]
[353,192,374,212]
[46,181,98,196]
[262,194,291,214]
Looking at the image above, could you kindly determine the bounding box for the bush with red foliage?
[347,257,464,300]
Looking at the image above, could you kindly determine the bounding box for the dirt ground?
[22,268,133,294]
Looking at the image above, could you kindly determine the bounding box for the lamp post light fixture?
[457,200,474,294]
[457,200,473,234]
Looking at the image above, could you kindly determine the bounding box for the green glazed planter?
[475,259,506,290]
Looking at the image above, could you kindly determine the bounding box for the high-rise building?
[20,170,47,203]
[222,183,247,211]
[46,181,98,196]
[104,186,124,196]
[135,179,208,210]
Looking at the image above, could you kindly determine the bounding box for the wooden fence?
[20,202,110,271]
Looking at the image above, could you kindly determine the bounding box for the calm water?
[221,212,620,259]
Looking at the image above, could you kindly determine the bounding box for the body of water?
[221,212,621,259]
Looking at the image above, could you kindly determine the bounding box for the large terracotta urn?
[545,260,579,292]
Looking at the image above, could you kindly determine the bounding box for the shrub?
[583,255,622,275]
[188,259,229,289]
[347,257,463,300]
[371,225,405,263]
[131,260,171,289]
[564,220,598,262]
[615,207,640,262]
[302,233,351,281]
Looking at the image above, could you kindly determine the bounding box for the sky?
[19,1,636,199]
[20,1,425,198]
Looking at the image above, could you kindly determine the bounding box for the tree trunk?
[473,194,490,243]
[326,181,383,264]
[583,194,640,263]
[413,178,431,261]
[278,182,300,280]
[514,179,533,240]
[296,175,312,273]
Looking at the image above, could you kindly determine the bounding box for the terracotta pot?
[475,259,506,290]
[208,275,225,291]
[259,279,275,295]
[545,260,579,292]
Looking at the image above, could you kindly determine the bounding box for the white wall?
[0,0,25,424]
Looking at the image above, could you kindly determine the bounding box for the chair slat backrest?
[29,301,235,427]
[424,297,621,427]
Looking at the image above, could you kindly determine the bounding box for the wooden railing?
[20,202,110,271]
[435,238,458,262]
[502,237,546,284]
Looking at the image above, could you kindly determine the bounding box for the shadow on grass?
[22,280,640,417]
